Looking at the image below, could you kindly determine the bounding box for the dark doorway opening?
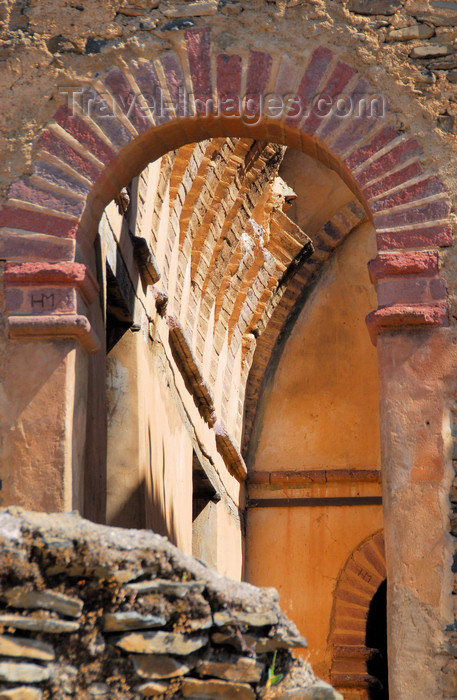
[366,578,388,699]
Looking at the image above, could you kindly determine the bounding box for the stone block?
[0,689,43,700]
[103,612,168,631]
[132,653,194,679]
[213,609,278,627]
[388,24,435,40]
[126,579,205,597]
[8,180,84,218]
[0,635,54,661]
[0,662,51,683]
[278,681,344,699]
[0,615,80,633]
[410,45,453,58]
[181,678,255,699]
[37,129,101,184]
[53,105,116,166]
[3,588,83,618]
[163,1,218,17]
[348,0,401,14]
[197,654,263,682]
[136,681,169,697]
[416,10,457,26]
[117,630,208,655]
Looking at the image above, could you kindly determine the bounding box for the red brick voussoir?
[0,41,453,356]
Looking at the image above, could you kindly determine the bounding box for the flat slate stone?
[4,588,83,618]
[187,617,212,631]
[132,653,193,679]
[136,681,169,697]
[348,0,401,15]
[126,579,205,597]
[427,56,457,69]
[0,634,54,661]
[0,614,80,633]
[46,565,142,582]
[162,0,218,17]
[0,662,51,683]
[0,689,43,700]
[211,631,284,653]
[417,10,457,26]
[117,631,208,655]
[181,678,255,699]
[212,630,307,653]
[213,610,278,627]
[279,682,344,699]
[410,44,453,58]
[388,24,435,40]
[197,655,263,683]
[88,684,109,696]
[103,612,167,632]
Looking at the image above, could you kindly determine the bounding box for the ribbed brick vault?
[0,29,453,472]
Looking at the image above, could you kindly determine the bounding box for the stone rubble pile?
[0,509,342,699]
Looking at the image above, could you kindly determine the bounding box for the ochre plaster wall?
[250,220,380,472]
[246,220,383,680]
[247,505,383,680]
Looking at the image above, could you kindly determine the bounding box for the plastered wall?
[246,221,383,683]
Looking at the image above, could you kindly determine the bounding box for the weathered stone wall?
[0,508,341,699]
[342,0,457,131]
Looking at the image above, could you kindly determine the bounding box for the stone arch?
[1,31,452,361]
[329,530,386,694]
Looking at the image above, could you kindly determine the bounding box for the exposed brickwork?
[214,422,247,482]
[329,532,386,694]
[104,67,151,135]
[167,314,217,428]
[0,42,450,370]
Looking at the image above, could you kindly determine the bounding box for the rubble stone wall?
[0,509,342,699]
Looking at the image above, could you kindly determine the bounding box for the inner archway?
[329,531,386,698]
[0,25,453,698]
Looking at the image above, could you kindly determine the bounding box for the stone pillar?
[378,329,455,698]
[0,261,100,514]
[0,338,85,512]
[367,251,456,698]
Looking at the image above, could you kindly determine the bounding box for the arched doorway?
[329,530,386,699]
[0,21,454,696]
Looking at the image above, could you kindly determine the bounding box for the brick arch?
[329,530,386,693]
[1,29,452,354]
